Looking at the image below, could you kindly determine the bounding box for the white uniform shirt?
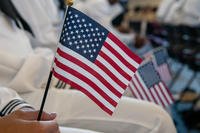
[11,0,60,49]
[157,0,200,26]
[0,13,53,93]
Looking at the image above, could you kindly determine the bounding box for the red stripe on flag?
[108,33,142,64]
[158,83,170,106]
[53,69,113,115]
[148,89,158,105]
[98,50,132,80]
[134,75,151,101]
[95,60,127,89]
[104,42,137,72]
[131,80,145,100]
[128,85,136,98]
[162,83,174,102]
[157,64,172,83]
[57,48,122,98]
[149,89,159,104]
[153,85,165,107]
[55,58,118,107]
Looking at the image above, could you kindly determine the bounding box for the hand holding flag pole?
[38,2,142,117]
[37,0,74,121]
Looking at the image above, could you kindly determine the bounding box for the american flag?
[128,61,173,107]
[53,7,142,115]
[143,47,172,84]
[153,47,172,84]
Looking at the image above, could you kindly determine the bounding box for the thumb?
[39,121,60,133]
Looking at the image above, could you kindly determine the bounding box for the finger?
[40,112,57,121]
[11,110,37,120]
[40,121,59,133]
[18,110,38,120]
[13,110,56,121]
[56,130,61,133]
[25,121,59,133]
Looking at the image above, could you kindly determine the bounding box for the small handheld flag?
[143,47,172,84]
[53,7,142,115]
[127,61,173,108]
[37,1,74,121]
[153,47,172,84]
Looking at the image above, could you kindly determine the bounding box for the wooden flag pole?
[37,0,74,121]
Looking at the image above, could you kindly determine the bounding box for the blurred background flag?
[153,47,172,84]
[143,47,172,84]
[128,61,173,108]
[53,7,142,115]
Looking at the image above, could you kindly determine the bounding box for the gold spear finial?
[65,0,74,6]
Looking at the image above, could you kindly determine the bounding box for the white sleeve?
[0,47,53,93]
[156,0,176,21]
[183,0,200,18]
[11,0,58,48]
[8,51,53,93]
[0,87,34,117]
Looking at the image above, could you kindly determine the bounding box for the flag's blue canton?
[138,62,160,88]
[154,49,168,66]
[60,7,109,62]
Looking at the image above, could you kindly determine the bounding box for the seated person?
[74,0,135,46]
[157,0,200,26]
[0,6,176,133]
[0,87,100,133]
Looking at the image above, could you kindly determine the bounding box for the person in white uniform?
[0,87,101,133]
[0,10,99,133]
[10,0,60,50]
[0,7,177,133]
[157,0,200,26]
[74,0,135,46]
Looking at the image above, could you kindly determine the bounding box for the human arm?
[0,109,60,133]
[0,87,60,133]
[0,87,34,116]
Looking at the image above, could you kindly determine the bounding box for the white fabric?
[0,13,53,93]
[183,0,200,18]
[39,0,61,25]
[0,87,99,133]
[11,0,59,49]
[182,0,200,25]
[0,87,24,112]
[0,13,32,58]
[157,0,200,26]
[60,127,101,133]
[21,89,176,133]
[156,0,176,21]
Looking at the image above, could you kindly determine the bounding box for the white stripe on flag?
[129,81,142,99]
[149,88,162,106]
[55,54,120,102]
[135,72,154,102]
[106,37,139,68]
[154,84,168,107]
[132,76,148,100]
[58,44,125,93]
[54,65,115,112]
[97,56,129,85]
[159,82,173,104]
[157,64,171,83]
[101,46,134,76]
